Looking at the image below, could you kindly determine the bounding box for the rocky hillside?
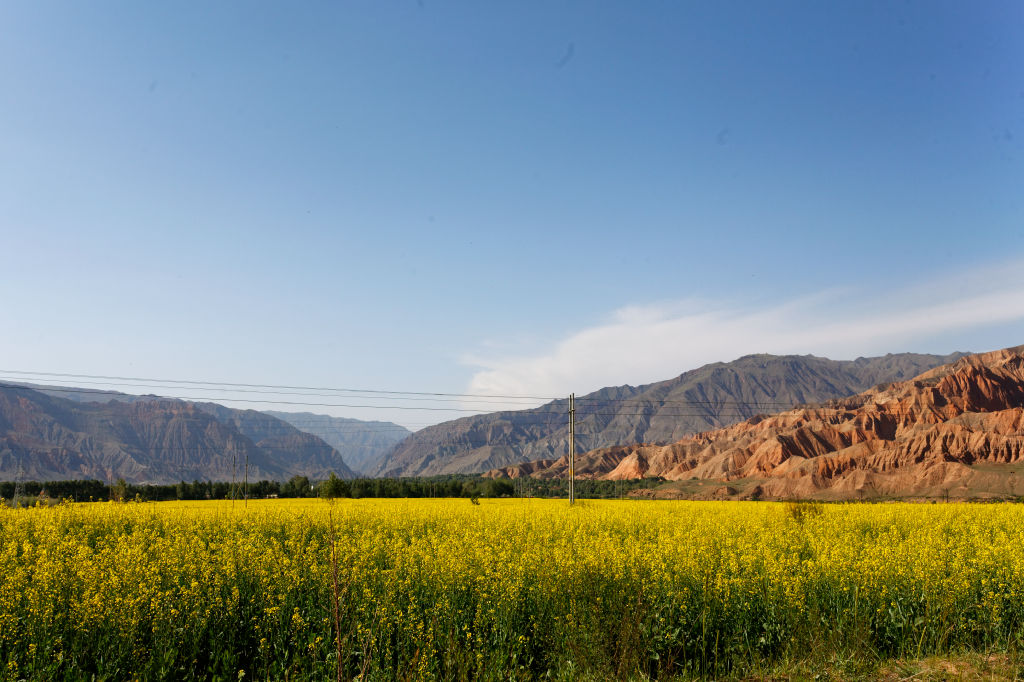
[263,411,410,476]
[488,346,1024,501]
[3,384,405,477]
[377,351,964,477]
[0,385,355,484]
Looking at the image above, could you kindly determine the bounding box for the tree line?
[1,474,664,504]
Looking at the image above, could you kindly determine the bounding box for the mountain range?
[263,411,410,475]
[0,384,357,483]
[0,349,982,488]
[486,346,1024,501]
[375,351,964,477]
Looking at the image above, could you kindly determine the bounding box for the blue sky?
[1,2,1022,429]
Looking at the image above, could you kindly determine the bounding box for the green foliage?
[2,473,666,505]
[319,472,349,499]
[485,479,514,498]
[110,478,128,502]
[281,475,311,498]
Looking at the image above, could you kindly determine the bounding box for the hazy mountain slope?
[263,411,410,475]
[489,345,1024,501]
[0,382,165,404]
[196,404,355,479]
[1,384,398,477]
[0,385,354,483]
[376,352,965,477]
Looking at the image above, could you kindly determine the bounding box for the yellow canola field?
[1,498,1023,681]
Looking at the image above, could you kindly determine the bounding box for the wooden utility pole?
[12,458,25,508]
[244,454,249,507]
[569,393,575,505]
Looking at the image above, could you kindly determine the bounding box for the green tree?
[110,478,128,502]
[485,479,514,498]
[282,475,311,498]
[319,472,349,499]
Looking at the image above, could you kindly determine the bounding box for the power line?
[0,370,852,411]
[574,396,819,407]
[0,383,509,413]
[0,376,548,406]
[6,383,906,432]
[2,382,863,422]
[0,380,822,415]
[0,369,561,401]
[0,383,574,429]
[1,370,908,430]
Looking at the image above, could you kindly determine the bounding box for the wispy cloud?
[463,259,1024,400]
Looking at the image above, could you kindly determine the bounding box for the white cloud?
[463,258,1024,401]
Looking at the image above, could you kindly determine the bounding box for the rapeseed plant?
[0,498,1022,680]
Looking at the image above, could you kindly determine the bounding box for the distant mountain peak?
[375,350,965,478]
[489,344,1024,501]
[0,385,356,484]
[262,411,410,476]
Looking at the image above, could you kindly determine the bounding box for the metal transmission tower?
[568,393,576,505]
